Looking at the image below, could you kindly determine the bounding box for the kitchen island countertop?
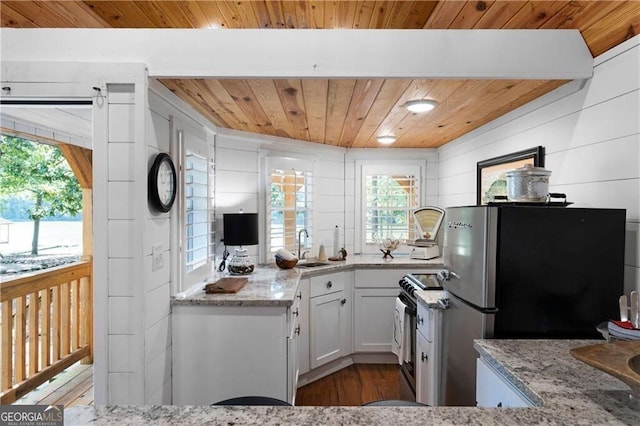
[65,339,640,425]
[172,254,443,307]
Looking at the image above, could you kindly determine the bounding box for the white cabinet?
[288,306,299,403]
[309,271,352,369]
[297,278,310,376]
[476,357,533,408]
[415,330,434,404]
[172,302,298,405]
[353,269,414,353]
[353,288,398,352]
[415,300,443,406]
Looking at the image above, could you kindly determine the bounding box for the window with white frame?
[358,163,421,253]
[174,121,214,292]
[185,150,209,273]
[266,160,313,256]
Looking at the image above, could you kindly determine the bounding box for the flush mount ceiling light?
[403,99,438,114]
[376,135,397,145]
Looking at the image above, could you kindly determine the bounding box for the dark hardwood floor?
[14,362,396,408]
[295,364,402,406]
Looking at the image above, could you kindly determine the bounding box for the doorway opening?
[0,101,94,406]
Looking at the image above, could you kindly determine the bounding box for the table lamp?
[223,212,259,275]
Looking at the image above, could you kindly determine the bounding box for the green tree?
[0,135,82,254]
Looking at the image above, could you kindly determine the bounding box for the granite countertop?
[474,339,640,424]
[172,254,444,307]
[416,289,447,309]
[65,340,640,425]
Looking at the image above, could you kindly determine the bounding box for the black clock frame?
[148,152,177,213]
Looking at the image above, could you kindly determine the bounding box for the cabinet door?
[354,288,399,352]
[287,315,299,404]
[310,290,349,369]
[172,305,288,405]
[297,278,310,376]
[415,330,434,406]
[476,358,533,408]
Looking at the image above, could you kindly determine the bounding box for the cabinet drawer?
[417,302,434,342]
[310,272,345,298]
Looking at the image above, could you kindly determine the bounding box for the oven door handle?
[398,294,417,317]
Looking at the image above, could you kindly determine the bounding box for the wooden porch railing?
[0,260,92,404]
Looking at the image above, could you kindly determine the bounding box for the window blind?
[364,174,419,244]
[185,151,209,272]
[267,168,313,255]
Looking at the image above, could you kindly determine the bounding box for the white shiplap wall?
[438,35,640,295]
[214,131,440,259]
[141,90,173,405]
[215,128,347,263]
[105,84,145,404]
[345,149,440,254]
[143,81,220,403]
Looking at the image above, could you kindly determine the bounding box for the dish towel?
[393,297,408,365]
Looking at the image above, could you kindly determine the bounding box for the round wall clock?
[148,152,177,213]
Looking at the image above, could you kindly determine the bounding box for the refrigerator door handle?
[437,270,460,282]
[449,290,498,314]
[438,298,450,309]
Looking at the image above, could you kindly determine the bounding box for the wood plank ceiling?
[2,1,639,148]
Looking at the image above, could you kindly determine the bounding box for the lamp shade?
[223,213,259,246]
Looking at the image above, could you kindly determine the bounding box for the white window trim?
[171,117,214,294]
[354,159,426,254]
[259,153,316,264]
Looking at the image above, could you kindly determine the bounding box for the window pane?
[186,151,209,270]
[267,168,313,254]
[364,173,419,244]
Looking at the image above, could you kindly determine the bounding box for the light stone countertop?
[474,339,640,425]
[65,340,640,425]
[172,254,444,307]
[416,289,447,309]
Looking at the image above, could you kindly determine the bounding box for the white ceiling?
[1,105,92,146]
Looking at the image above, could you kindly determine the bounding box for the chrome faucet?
[298,229,309,259]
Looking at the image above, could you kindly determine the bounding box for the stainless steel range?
[396,272,442,400]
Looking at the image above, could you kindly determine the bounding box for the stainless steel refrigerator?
[439,205,626,406]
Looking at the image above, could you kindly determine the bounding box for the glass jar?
[228,248,254,275]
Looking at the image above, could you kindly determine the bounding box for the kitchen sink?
[296,262,330,268]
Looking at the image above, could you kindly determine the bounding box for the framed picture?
[476,146,545,205]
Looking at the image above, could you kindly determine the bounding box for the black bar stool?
[363,399,428,406]
[212,396,292,406]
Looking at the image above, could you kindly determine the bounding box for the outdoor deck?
[12,362,93,408]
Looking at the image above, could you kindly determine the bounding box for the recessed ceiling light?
[376,135,396,145]
[404,99,437,113]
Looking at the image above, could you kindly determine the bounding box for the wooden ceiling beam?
[0,28,593,80]
[58,143,92,189]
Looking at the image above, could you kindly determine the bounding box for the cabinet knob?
[297,292,302,300]
[295,325,301,335]
[293,308,299,317]
[417,315,424,325]
[421,352,428,362]
[341,298,346,305]
[326,281,333,288]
